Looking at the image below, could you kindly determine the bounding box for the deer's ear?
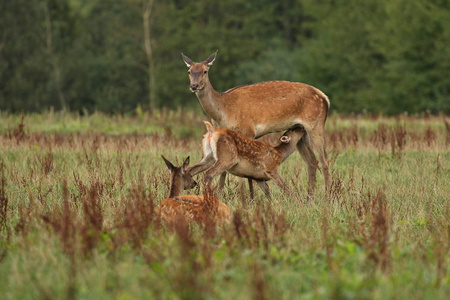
[280,136,291,143]
[182,156,190,170]
[161,155,175,171]
[181,53,194,68]
[205,50,218,66]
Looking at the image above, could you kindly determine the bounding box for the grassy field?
[0,111,449,299]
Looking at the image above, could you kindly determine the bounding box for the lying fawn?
[188,122,305,200]
[156,155,231,225]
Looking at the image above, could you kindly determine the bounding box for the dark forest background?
[1,0,449,114]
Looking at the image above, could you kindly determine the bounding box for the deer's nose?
[190,84,199,90]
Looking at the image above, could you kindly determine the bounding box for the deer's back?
[221,81,329,137]
[224,81,329,107]
[157,195,203,223]
[157,195,230,225]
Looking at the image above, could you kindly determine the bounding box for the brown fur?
[182,52,331,200]
[188,122,305,200]
[157,194,231,226]
[156,156,231,225]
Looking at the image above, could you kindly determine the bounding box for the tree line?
[1,0,449,114]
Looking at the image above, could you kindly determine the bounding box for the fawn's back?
[208,128,283,180]
[157,194,231,225]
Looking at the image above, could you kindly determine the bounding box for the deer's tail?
[203,121,215,135]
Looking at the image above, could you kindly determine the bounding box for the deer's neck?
[195,79,224,123]
[168,175,183,198]
[274,142,298,162]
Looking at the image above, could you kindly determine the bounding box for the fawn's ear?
[280,135,291,143]
[182,156,190,170]
[161,155,175,171]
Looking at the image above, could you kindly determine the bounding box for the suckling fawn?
[156,155,231,225]
[188,122,305,200]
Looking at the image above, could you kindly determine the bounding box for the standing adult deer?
[182,51,330,200]
[188,122,305,200]
[157,155,231,225]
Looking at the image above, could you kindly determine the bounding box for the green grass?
[0,111,448,299]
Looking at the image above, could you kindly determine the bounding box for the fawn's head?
[162,156,197,195]
[181,51,217,93]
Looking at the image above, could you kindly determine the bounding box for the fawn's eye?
[188,70,191,74]
[204,70,208,74]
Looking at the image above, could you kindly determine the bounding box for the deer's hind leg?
[204,140,239,188]
[188,153,216,176]
[218,173,254,200]
[313,136,331,197]
[218,172,227,191]
[205,159,238,188]
[297,136,318,202]
[304,128,331,199]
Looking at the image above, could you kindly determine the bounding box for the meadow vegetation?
[0,111,448,299]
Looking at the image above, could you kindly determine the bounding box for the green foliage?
[297,0,450,114]
[0,0,449,114]
[368,0,450,114]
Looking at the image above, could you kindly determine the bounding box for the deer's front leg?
[256,180,271,201]
[270,172,290,193]
[267,171,300,202]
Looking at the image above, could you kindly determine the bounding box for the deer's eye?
[204,70,208,74]
[187,70,191,74]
